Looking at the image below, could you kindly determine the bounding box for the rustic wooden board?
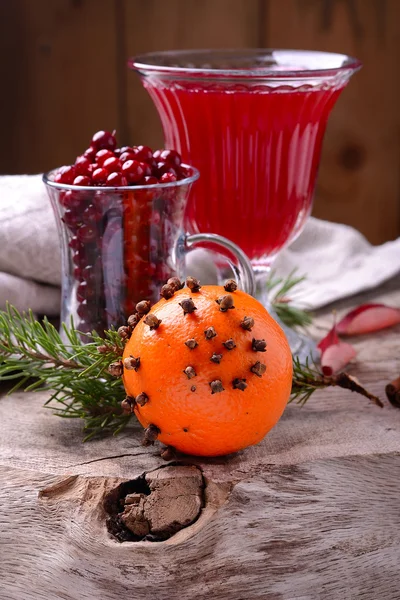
[0,279,399,599]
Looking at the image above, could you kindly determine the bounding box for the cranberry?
[142,176,158,185]
[74,156,91,176]
[82,204,102,224]
[84,147,96,161]
[82,265,97,284]
[106,172,128,186]
[93,190,114,212]
[91,130,117,151]
[120,146,134,154]
[55,165,76,184]
[120,151,136,163]
[113,148,122,157]
[153,150,163,160]
[177,165,190,180]
[121,159,144,183]
[156,162,177,178]
[138,161,151,177]
[135,145,153,163]
[77,224,97,243]
[69,236,83,251]
[62,210,81,230]
[160,149,181,167]
[77,281,96,301]
[155,162,168,177]
[60,190,84,210]
[88,163,99,174]
[77,300,92,320]
[73,175,92,186]
[96,149,114,166]
[92,168,108,184]
[73,266,84,281]
[72,249,85,266]
[160,172,177,183]
[103,156,121,173]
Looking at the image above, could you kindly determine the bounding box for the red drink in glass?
[131,50,361,356]
[131,50,361,268]
[147,82,342,263]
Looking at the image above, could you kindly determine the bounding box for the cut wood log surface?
[1,279,399,600]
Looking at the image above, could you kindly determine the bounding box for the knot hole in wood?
[104,464,205,543]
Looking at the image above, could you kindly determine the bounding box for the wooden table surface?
[1,278,399,600]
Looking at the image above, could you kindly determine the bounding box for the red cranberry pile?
[54,130,190,336]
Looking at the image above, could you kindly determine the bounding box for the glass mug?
[43,166,255,337]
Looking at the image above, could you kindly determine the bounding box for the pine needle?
[0,302,381,441]
[268,269,313,330]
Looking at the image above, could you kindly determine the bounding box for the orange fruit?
[122,279,292,456]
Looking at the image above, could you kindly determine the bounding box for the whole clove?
[240,316,255,331]
[209,380,225,394]
[185,338,199,350]
[118,326,131,340]
[179,298,197,315]
[183,366,196,380]
[136,300,152,315]
[160,283,175,300]
[127,313,140,328]
[136,392,149,407]
[204,326,217,340]
[108,360,123,377]
[186,276,201,292]
[142,424,160,446]
[144,314,162,330]
[121,396,136,413]
[222,338,236,350]
[216,294,235,312]
[167,277,183,291]
[252,338,267,352]
[123,355,140,371]
[250,361,266,378]
[232,378,247,391]
[161,446,176,461]
[210,353,223,364]
[224,279,237,292]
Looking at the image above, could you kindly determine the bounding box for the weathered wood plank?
[264,0,400,244]
[1,280,400,598]
[0,454,399,600]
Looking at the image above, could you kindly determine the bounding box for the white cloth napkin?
[0,174,399,315]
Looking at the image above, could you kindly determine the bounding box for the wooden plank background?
[0,0,398,244]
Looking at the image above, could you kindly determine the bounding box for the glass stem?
[253,265,318,363]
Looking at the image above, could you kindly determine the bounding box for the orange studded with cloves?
[122,281,292,457]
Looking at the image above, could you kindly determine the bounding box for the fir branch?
[268,269,313,330]
[0,304,382,441]
[291,356,383,408]
[0,304,128,439]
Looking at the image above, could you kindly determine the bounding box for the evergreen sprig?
[0,304,128,441]
[0,301,382,441]
[268,269,313,330]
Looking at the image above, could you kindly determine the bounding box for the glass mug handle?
[182,232,256,296]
